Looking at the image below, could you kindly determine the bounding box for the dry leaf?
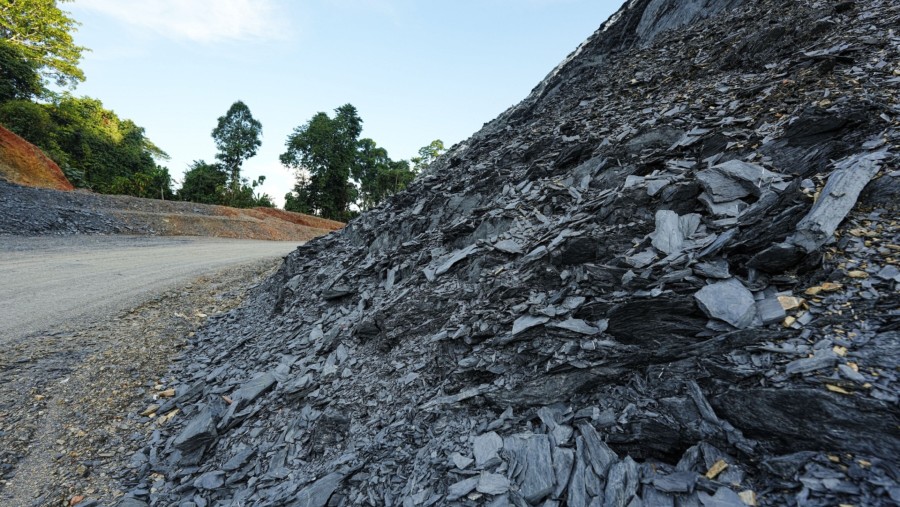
[826,384,851,395]
[833,346,847,357]
[739,490,758,506]
[847,270,868,279]
[777,296,804,311]
[705,459,729,479]
[158,388,176,398]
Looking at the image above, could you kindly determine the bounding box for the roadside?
[0,180,342,240]
[0,258,282,506]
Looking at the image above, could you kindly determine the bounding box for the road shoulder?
[0,258,281,506]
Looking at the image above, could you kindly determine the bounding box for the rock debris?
[119,0,898,505]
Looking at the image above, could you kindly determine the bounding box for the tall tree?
[0,0,86,87]
[211,100,262,202]
[0,40,41,101]
[281,104,362,221]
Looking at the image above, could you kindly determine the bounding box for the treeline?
[282,104,443,221]
[0,9,174,199]
[0,1,440,215]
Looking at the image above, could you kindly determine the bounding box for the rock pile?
[120,0,899,505]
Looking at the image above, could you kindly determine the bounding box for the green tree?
[179,160,226,204]
[0,0,86,87]
[411,139,445,173]
[0,40,41,101]
[211,100,262,203]
[281,104,362,221]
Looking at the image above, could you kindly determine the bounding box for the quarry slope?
[120,1,899,506]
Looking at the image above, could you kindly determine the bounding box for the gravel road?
[0,235,299,506]
[0,235,299,345]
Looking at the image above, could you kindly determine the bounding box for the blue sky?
[67,0,621,206]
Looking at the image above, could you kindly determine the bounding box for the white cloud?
[75,0,289,43]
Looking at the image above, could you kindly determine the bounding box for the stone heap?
[120,0,899,505]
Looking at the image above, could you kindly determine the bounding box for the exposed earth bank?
[0,180,343,241]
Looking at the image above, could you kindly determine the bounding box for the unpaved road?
[0,235,299,506]
[0,235,298,345]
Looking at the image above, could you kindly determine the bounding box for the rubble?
[119,0,899,506]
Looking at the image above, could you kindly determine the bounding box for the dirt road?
[0,235,298,345]
[0,236,299,506]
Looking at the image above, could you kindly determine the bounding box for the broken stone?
[473,432,504,469]
[694,278,757,329]
[651,210,702,255]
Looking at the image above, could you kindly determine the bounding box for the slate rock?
[477,473,511,495]
[173,409,217,452]
[503,433,555,504]
[694,278,757,329]
[474,432,504,468]
[294,472,345,507]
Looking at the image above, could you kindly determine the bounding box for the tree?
[0,0,86,87]
[281,104,362,221]
[352,138,416,211]
[211,100,262,203]
[179,160,227,204]
[411,139,445,173]
[0,40,41,101]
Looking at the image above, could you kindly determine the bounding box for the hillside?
[0,125,74,191]
[119,1,898,506]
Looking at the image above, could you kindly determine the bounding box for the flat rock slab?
[694,278,757,329]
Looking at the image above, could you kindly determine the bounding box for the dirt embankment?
[0,180,342,241]
[0,125,73,191]
[0,126,342,241]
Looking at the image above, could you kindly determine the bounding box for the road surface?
[0,235,299,344]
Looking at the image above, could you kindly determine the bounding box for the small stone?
[473,432,503,468]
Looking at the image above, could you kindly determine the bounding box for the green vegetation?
[0,0,86,88]
[281,103,444,221]
[0,1,438,214]
[211,100,263,202]
[0,94,174,197]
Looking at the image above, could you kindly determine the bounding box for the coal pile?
[120,0,899,505]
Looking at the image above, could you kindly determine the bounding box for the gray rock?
[696,159,782,203]
[698,487,746,507]
[651,210,702,255]
[173,409,217,452]
[577,421,619,478]
[231,372,277,411]
[785,349,837,375]
[503,433,555,504]
[193,470,225,490]
[512,315,550,335]
[474,431,504,468]
[694,278,757,329]
[788,150,887,253]
[549,318,601,335]
[451,452,474,470]
[652,471,697,493]
[755,297,786,325]
[477,473,511,495]
[447,476,479,501]
[294,472,344,507]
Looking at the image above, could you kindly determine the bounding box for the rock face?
[121,0,899,506]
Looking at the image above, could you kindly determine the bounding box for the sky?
[66,0,622,207]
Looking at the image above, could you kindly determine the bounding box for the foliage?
[211,100,262,202]
[178,159,272,208]
[281,104,431,219]
[178,160,226,204]
[0,93,172,198]
[0,40,41,101]
[0,0,86,87]
[410,139,445,173]
[280,104,362,221]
